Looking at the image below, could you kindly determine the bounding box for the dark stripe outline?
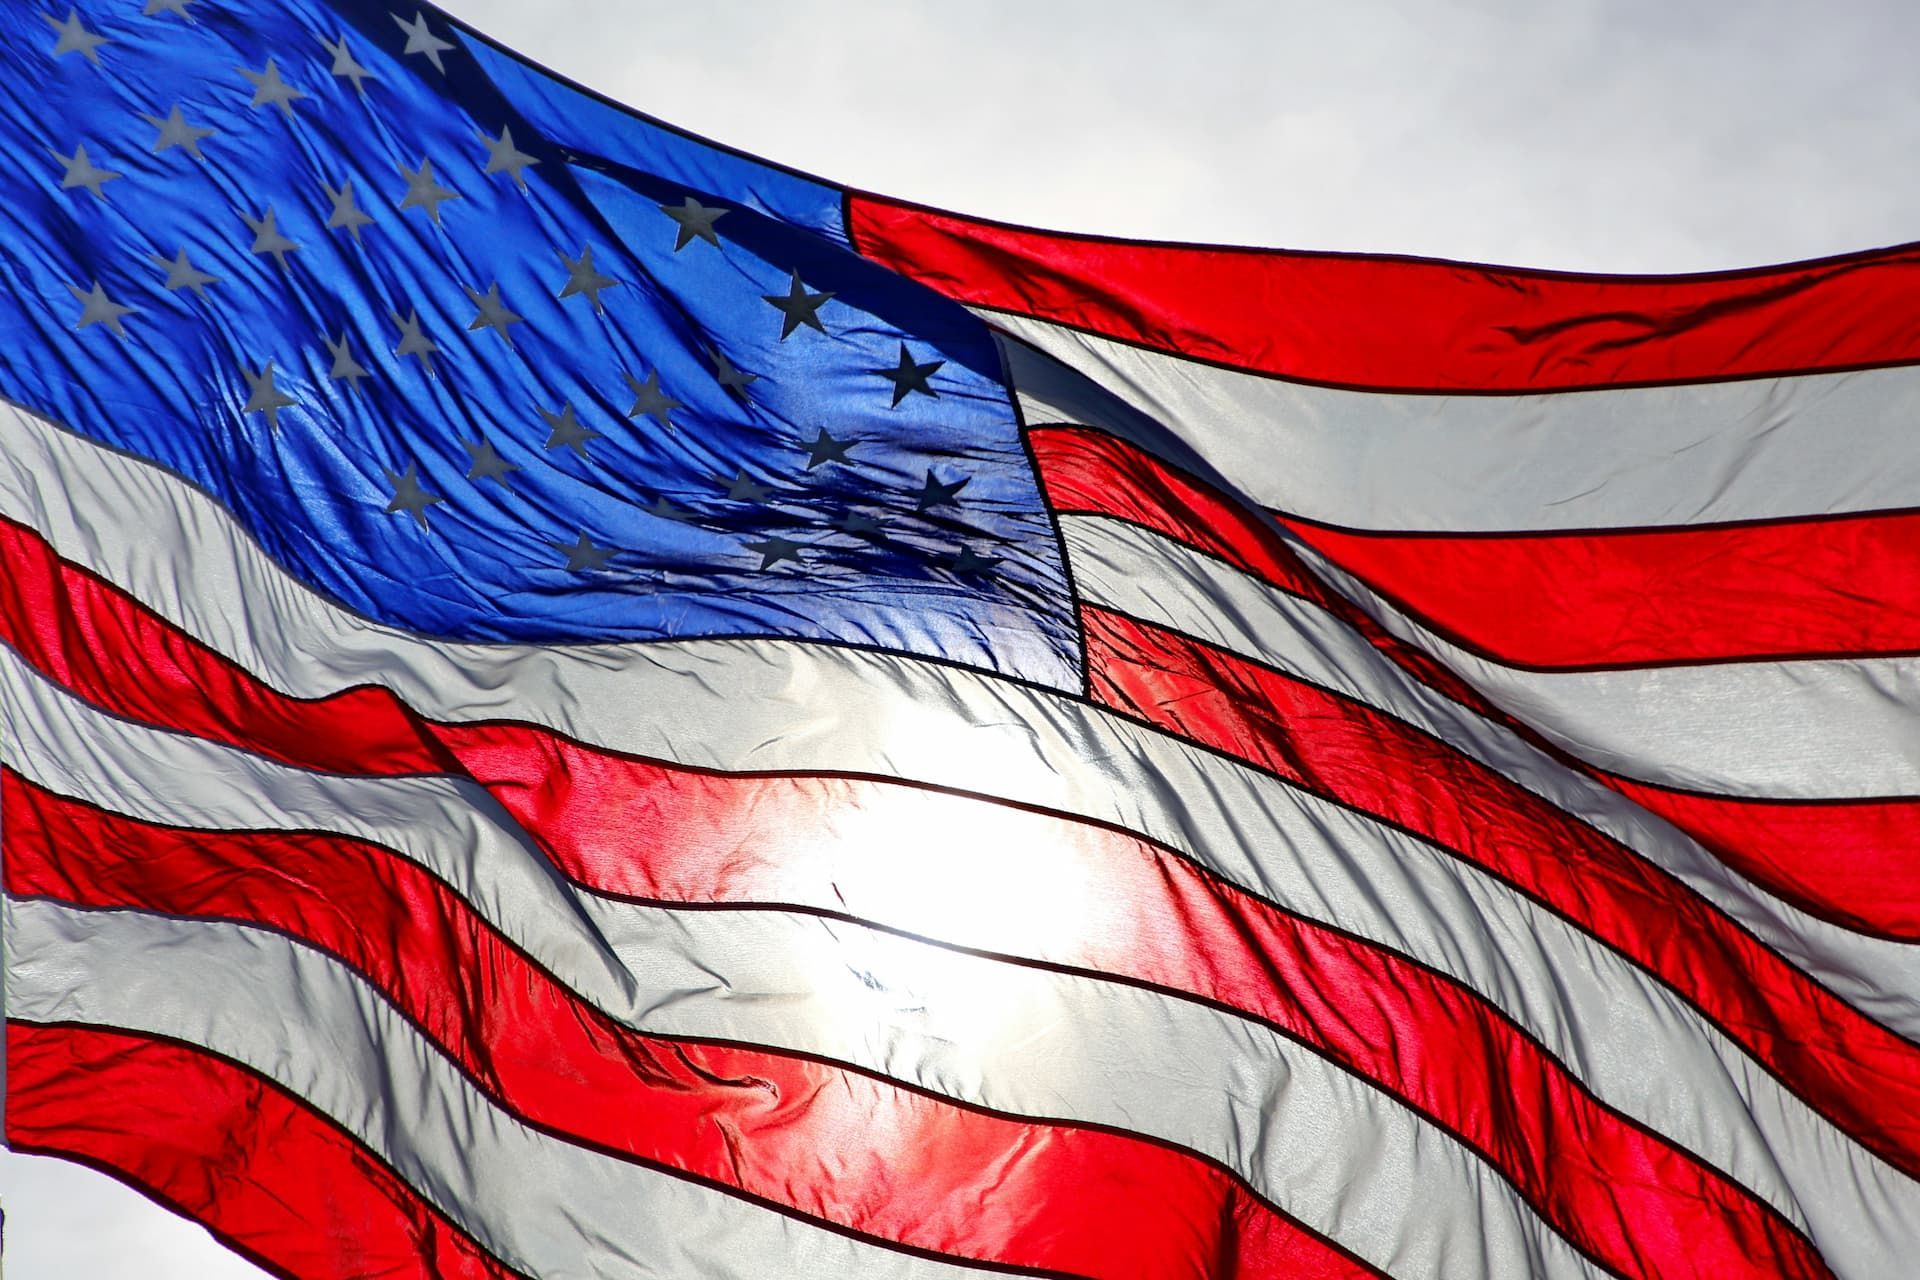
[0,396,1085,694]
[5,1023,537,1280]
[3,720,1830,1280]
[995,341,1092,697]
[1057,500,1920,948]
[2,893,1097,1280]
[2,773,1381,1280]
[941,279,1920,400]
[1069,595,1920,1167]
[10,473,1916,1199]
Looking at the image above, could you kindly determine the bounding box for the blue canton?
[0,1,1081,689]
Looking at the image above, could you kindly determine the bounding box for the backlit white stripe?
[2,398,1913,1038]
[2,898,1039,1280]
[0,646,1607,1280]
[10,633,1920,1279]
[1284,531,1920,798]
[1058,513,1920,1038]
[992,314,1920,531]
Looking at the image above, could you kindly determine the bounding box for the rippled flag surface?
[4,4,1920,1280]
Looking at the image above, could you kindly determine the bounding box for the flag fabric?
[2,4,1917,1279]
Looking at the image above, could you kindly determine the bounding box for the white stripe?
[9,654,1918,1280]
[0,647,1606,1280]
[8,403,1920,1273]
[1286,532,1920,799]
[992,312,1920,530]
[1,897,1036,1280]
[1058,513,1920,1035]
[3,398,1914,1037]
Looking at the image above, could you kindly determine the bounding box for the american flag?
[3,3,1916,1279]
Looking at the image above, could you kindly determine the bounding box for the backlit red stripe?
[1600,779,1920,940]
[1278,510,1920,668]
[1028,427,1503,720]
[3,772,1366,1280]
[1032,423,1920,940]
[0,495,1907,1267]
[1080,604,1920,1187]
[4,1021,520,1280]
[850,194,1920,391]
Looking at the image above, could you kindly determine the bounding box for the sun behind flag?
[3,4,1918,1280]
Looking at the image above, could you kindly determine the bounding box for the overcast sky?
[9,2,1920,1276]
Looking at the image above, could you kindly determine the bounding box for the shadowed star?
[550,532,615,572]
[394,11,455,73]
[464,281,524,344]
[801,428,855,469]
[624,369,681,428]
[746,535,803,569]
[463,439,520,487]
[556,245,618,310]
[762,270,834,339]
[661,196,728,250]
[875,343,944,406]
[540,403,603,457]
[913,470,969,510]
[383,463,444,529]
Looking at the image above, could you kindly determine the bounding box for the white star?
[393,11,455,74]
[151,248,220,296]
[398,157,460,223]
[45,9,111,64]
[53,143,120,200]
[242,206,301,270]
[390,308,439,375]
[143,0,197,17]
[68,281,136,336]
[321,33,375,94]
[142,105,217,159]
[240,58,307,115]
[323,179,375,240]
[480,125,539,189]
[241,360,298,431]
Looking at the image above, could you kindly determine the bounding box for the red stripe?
[4,1021,518,1280]
[2,772,1363,1280]
[1599,779,1920,940]
[1033,423,1920,942]
[1278,511,1920,668]
[1028,427,1504,721]
[1,495,1912,1238]
[849,194,1920,391]
[1080,605,1920,1188]
[440,745,1832,1280]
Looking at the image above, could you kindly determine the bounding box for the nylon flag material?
[2,4,1919,1280]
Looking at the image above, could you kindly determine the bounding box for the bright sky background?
[8,1,1920,1275]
